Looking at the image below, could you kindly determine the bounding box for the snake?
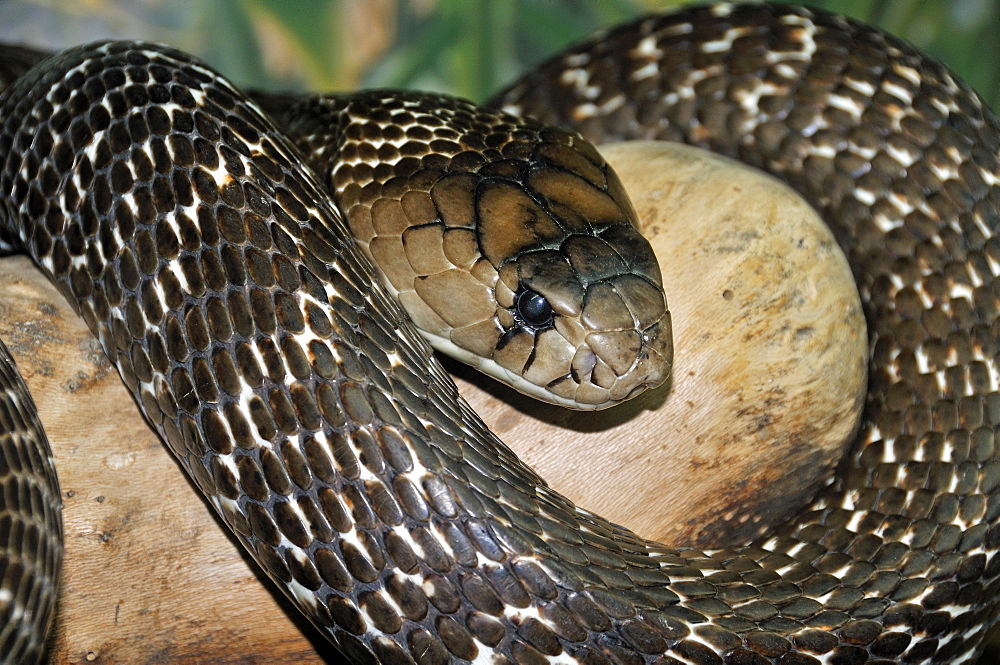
[1,2,999,663]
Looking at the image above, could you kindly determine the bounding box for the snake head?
[281,91,671,409]
[472,133,673,409]
[404,119,670,410]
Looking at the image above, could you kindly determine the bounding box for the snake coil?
[2,3,1000,664]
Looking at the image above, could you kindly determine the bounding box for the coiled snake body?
[2,3,1000,664]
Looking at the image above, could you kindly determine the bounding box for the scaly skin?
[2,4,1000,663]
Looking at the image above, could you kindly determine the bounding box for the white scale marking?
[162,256,189,293]
[598,94,625,114]
[773,62,799,80]
[881,436,897,465]
[892,63,922,87]
[927,158,960,182]
[285,566,320,612]
[872,213,903,233]
[888,192,915,216]
[882,80,914,106]
[571,102,598,121]
[699,26,750,54]
[735,81,782,119]
[629,60,659,82]
[810,143,837,159]
[633,35,660,58]
[852,187,876,206]
[840,489,861,512]
[975,209,998,241]
[949,282,975,300]
[842,77,876,97]
[467,639,503,665]
[824,93,863,122]
[340,524,378,582]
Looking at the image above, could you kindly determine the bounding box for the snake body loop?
[2,3,1000,664]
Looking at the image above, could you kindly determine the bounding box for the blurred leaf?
[3,0,999,110]
[238,0,333,90]
[191,0,268,89]
[441,0,516,101]
[361,8,461,92]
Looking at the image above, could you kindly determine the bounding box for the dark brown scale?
[246,289,276,334]
[359,589,403,634]
[405,629,447,665]
[237,455,271,503]
[388,477,426,524]
[383,574,427,621]
[209,453,241,500]
[244,501,284,552]
[285,549,323,592]
[315,487,351,534]
[255,540,292,586]
[273,500,310,546]
[365,389,399,427]
[219,178,245,209]
[340,538,380,583]
[255,338,284,382]
[221,400,253,449]
[259,444,291,492]
[511,640,553,665]
[278,437,312,488]
[434,615,478,660]
[360,479,398,526]
[191,355,219,403]
[297,495,333,542]
[148,137,172,175]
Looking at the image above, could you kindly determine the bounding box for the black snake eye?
[515,288,554,329]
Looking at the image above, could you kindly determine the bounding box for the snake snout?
[508,218,671,409]
[553,273,672,410]
[573,306,672,408]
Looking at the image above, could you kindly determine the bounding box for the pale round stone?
[452,141,868,546]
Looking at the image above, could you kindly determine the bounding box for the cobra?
[2,3,999,664]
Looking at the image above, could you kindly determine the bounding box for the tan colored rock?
[453,142,867,546]
[1,140,873,662]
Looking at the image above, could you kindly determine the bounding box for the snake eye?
[515,288,554,330]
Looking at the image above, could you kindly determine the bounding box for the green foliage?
[1,1,997,108]
[241,0,1000,109]
[355,0,658,102]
